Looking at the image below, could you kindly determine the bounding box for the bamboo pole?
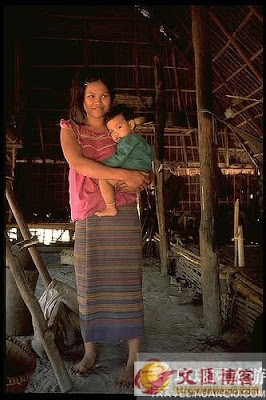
[237,225,245,267]
[6,235,72,393]
[6,179,52,287]
[234,199,239,267]
[192,6,222,335]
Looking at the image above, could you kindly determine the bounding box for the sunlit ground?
[7,228,73,245]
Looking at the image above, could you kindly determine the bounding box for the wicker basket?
[5,336,36,393]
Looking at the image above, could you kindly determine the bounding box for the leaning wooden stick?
[6,234,72,393]
[6,179,52,287]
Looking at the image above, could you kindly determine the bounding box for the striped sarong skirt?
[74,204,144,344]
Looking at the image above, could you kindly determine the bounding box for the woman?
[60,67,150,387]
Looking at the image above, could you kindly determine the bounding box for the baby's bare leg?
[95,179,118,217]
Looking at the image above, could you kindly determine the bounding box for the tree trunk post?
[192,6,222,336]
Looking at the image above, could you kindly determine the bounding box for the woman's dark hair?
[69,67,115,124]
[104,103,134,125]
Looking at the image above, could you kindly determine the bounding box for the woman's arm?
[60,127,150,189]
[116,170,153,192]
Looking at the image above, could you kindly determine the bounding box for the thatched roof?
[4,5,263,163]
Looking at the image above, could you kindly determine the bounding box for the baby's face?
[107,114,134,143]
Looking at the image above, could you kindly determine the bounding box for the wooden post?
[6,235,72,393]
[152,27,169,276]
[192,6,221,335]
[6,179,52,287]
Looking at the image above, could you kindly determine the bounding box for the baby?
[96,103,153,217]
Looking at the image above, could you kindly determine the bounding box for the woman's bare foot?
[95,204,118,217]
[69,353,97,376]
[117,363,134,388]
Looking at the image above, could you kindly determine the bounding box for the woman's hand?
[115,169,153,193]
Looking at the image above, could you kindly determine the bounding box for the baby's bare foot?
[95,205,118,217]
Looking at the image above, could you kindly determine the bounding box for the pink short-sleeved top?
[60,119,136,222]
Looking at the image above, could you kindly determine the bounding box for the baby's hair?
[104,103,134,125]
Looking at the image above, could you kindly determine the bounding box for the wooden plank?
[192,6,222,336]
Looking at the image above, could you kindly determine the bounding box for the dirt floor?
[11,252,252,395]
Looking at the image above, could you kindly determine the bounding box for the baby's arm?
[103,135,139,167]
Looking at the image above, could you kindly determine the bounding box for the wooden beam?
[181,133,188,165]
[213,48,263,93]
[224,125,229,168]
[192,6,222,336]
[171,46,182,111]
[224,98,262,120]
[209,9,262,83]
[37,116,45,159]
[212,11,253,62]
[83,19,88,66]
[152,32,169,276]
[237,112,262,128]
[134,19,140,96]
[14,39,21,116]
[248,6,263,23]
[31,64,188,70]
[211,67,261,133]
[172,7,260,126]
[211,48,262,135]
[213,49,262,93]
[47,13,141,21]
[34,36,150,45]
[7,222,75,230]
[227,124,260,170]
[32,87,195,93]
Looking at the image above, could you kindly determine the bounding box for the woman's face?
[83,80,112,119]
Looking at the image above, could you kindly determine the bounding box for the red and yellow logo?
[134,359,176,395]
